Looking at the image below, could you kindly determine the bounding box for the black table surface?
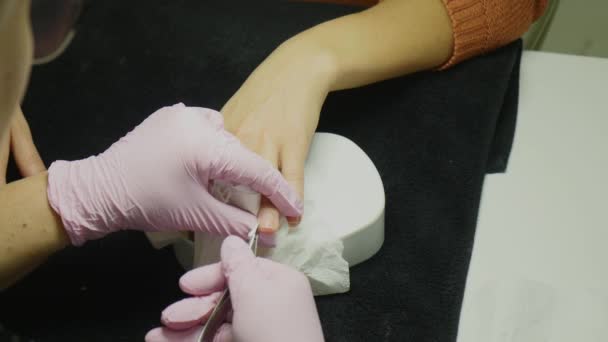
[0,1,523,341]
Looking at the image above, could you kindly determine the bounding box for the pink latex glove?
[47,103,302,246]
[145,236,324,342]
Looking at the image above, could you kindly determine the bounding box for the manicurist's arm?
[0,173,68,289]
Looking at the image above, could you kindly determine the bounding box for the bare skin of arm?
[297,0,454,90]
[0,172,69,290]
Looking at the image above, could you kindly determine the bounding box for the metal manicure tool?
[197,226,259,342]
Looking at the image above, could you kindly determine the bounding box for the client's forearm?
[286,0,453,90]
[0,172,69,289]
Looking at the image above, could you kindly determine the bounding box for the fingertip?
[145,327,165,342]
[214,323,233,342]
[258,202,280,232]
[161,294,221,330]
[265,180,304,218]
[180,263,225,295]
[277,148,305,217]
[258,231,276,247]
[258,226,277,234]
[287,216,301,227]
[212,142,303,217]
[221,236,254,274]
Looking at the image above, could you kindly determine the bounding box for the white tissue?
[256,212,350,296]
[193,181,350,296]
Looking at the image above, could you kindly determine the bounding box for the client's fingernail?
[259,210,278,233]
[287,216,301,227]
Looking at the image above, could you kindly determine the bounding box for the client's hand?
[146,236,324,342]
[47,104,303,246]
[0,107,46,185]
[222,39,335,233]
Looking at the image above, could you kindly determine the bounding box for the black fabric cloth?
[0,1,522,341]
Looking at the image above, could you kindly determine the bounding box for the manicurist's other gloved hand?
[47,103,303,246]
[146,236,324,342]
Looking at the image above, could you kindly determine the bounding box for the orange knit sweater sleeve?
[441,0,549,68]
[299,0,549,68]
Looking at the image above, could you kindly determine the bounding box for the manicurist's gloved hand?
[47,103,302,246]
[146,236,324,342]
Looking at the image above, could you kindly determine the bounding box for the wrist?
[276,34,339,92]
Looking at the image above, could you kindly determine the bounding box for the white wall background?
[530,0,608,57]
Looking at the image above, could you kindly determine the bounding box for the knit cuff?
[439,0,489,70]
